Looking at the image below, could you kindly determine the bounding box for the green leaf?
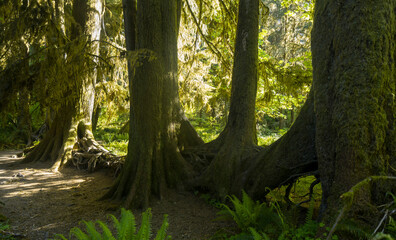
[154,214,169,240]
[83,220,102,240]
[70,227,90,240]
[136,209,152,240]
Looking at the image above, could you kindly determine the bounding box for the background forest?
[0,0,312,152]
[0,0,395,239]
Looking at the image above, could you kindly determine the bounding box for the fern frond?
[109,214,121,237]
[96,220,116,240]
[249,227,271,240]
[242,190,254,214]
[136,208,152,240]
[336,219,371,240]
[70,226,90,240]
[53,234,68,240]
[82,220,102,240]
[115,208,136,240]
[154,214,169,240]
[371,232,395,240]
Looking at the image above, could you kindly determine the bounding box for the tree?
[104,0,203,208]
[311,0,395,221]
[23,0,104,170]
[241,0,395,224]
[192,0,261,196]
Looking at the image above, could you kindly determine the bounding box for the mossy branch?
[340,176,396,208]
[184,0,231,71]
[326,176,396,240]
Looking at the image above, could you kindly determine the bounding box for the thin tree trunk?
[17,85,32,146]
[191,0,260,197]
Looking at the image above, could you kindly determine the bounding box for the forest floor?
[0,150,233,240]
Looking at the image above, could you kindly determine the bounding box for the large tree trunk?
[104,0,202,209]
[189,0,260,197]
[312,0,396,222]
[23,0,103,170]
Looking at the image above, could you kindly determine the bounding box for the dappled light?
[0,151,233,239]
[0,0,395,239]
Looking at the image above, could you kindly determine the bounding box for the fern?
[154,215,170,240]
[136,209,152,240]
[96,220,116,240]
[335,219,371,240]
[217,190,284,238]
[54,234,68,240]
[113,208,136,240]
[218,190,262,232]
[69,227,90,240]
[249,227,271,240]
[54,208,170,240]
[82,220,102,239]
[372,233,395,240]
[385,217,396,237]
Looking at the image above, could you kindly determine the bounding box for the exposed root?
[71,137,125,174]
[297,177,320,206]
[22,118,124,174]
[17,144,37,157]
[181,147,217,173]
[284,183,294,205]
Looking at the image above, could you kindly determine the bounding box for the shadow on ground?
[0,150,232,240]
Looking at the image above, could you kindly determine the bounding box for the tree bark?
[104,0,202,209]
[17,85,32,146]
[190,0,260,197]
[312,0,396,222]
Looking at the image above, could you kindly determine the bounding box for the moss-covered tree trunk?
[312,0,396,221]
[104,0,202,209]
[190,0,260,197]
[23,0,103,170]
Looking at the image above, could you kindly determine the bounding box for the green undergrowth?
[187,114,224,142]
[211,183,396,240]
[267,176,322,210]
[53,208,170,240]
[212,190,336,240]
[186,113,287,145]
[257,127,289,146]
[94,110,129,156]
[93,111,287,155]
[94,126,128,156]
[0,102,45,150]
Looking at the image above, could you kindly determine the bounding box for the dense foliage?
[0,0,313,149]
[1,0,394,239]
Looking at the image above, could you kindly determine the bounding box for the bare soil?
[0,150,233,240]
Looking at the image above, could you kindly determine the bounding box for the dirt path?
[0,150,232,240]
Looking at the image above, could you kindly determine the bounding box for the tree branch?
[185,0,231,71]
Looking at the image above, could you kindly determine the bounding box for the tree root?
[296,178,320,206]
[71,137,125,174]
